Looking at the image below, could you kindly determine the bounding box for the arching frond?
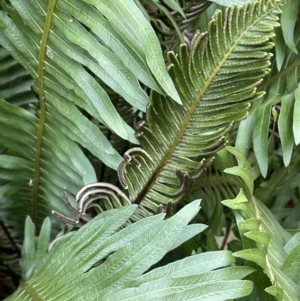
[0,99,97,233]
[8,201,254,301]
[73,0,282,223]
[0,0,179,233]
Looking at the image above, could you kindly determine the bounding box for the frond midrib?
[32,1,56,225]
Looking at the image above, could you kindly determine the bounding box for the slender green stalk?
[32,0,57,227]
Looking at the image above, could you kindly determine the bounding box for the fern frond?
[7,201,254,301]
[223,147,300,301]
[0,0,179,232]
[236,19,300,176]
[75,0,282,222]
[0,99,97,233]
[124,0,282,208]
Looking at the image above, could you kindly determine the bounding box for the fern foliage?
[2,1,300,300]
[223,147,300,301]
[236,3,300,176]
[0,219,20,295]
[6,200,254,301]
[0,48,34,106]
[0,0,183,234]
[73,0,282,223]
[183,148,243,236]
[148,0,211,51]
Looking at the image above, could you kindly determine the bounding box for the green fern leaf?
[223,149,300,301]
[278,92,294,166]
[7,200,254,301]
[115,0,282,215]
[293,84,300,145]
[70,0,283,224]
[0,99,97,233]
[20,217,51,281]
[0,0,175,232]
[237,23,300,175]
